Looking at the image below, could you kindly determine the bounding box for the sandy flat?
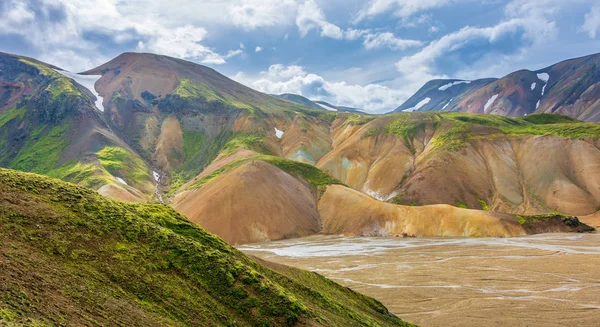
[241,233,600,327]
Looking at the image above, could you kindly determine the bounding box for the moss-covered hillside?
[0,168,414,327]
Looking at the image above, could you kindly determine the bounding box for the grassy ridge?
[377,113,600,151]
[187,155,342,191]
[0,168,412,326]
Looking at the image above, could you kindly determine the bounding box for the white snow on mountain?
[484,94,499,113]
[441,98,453,111]
[317,102,337,111]
[403,97,431,112]
[55,69,104,112]
[537,73,550,83]
[438,80,471,91]
[275,127,284,139]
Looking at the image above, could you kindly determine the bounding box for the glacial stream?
[240,233,600,327]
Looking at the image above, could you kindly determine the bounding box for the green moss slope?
[375,112,600,152]
[187,155,342,191]
[0,168,414,327]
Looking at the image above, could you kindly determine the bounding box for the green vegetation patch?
[188,155,342,191]
[10,123,70,174]
[0,168,412,327]
[343,114,375,126]
[0,106,26,128]
[47,161,115,190]
[181,130,206,166]
[174,78,221,102]
[221,133,267,156]
[96,146,150,184]
[18,58,81,100]
[515,213,570,225]
[415,112,600,152]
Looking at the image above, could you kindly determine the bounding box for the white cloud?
[225,49,244,59]
[582,6,600,38]
[296,0,344,39]
[233,64,407,113]
[363,32,423,50]
[229,0,297,30]
[255,46,263,52]
[137,25,226,64]
[355,0,451,22]
[393,0,560,94]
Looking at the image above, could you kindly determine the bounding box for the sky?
[1,0,600,113]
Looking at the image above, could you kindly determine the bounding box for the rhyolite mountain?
[0,52,155,202]
[394,52,600,122]
[1,51,599,245]
[0,168,414,326]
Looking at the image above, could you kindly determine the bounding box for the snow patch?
[530,82,536,90]
[441,98,453,111]
[153,171,160,182]
[55,69,104,112]
[541,84,547,96]
[317,102,337,111]
[403,97,431,112]
[537,73,550,83]
[484,94,499,113]
[116,177,127,185]
[536,100,541,109]
[274,127,284,139]
[438,80,471,91]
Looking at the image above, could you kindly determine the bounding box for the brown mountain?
[394,53,600,122]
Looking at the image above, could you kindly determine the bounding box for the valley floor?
[240,233,600,327]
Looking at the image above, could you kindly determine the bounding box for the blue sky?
[1,0,600,113]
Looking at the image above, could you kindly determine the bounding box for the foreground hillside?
[394,52,600,122]
[0,168,413,327]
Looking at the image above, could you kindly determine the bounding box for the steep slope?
[0,52,154,202]
[0,168,414,327]
[173,154,340,244]
[395,53,600,122]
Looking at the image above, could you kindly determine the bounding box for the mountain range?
[1,49,599,326]
[394,53,600,122]
[0,51,599,246]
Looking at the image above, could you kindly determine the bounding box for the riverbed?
[240,233,600,327]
